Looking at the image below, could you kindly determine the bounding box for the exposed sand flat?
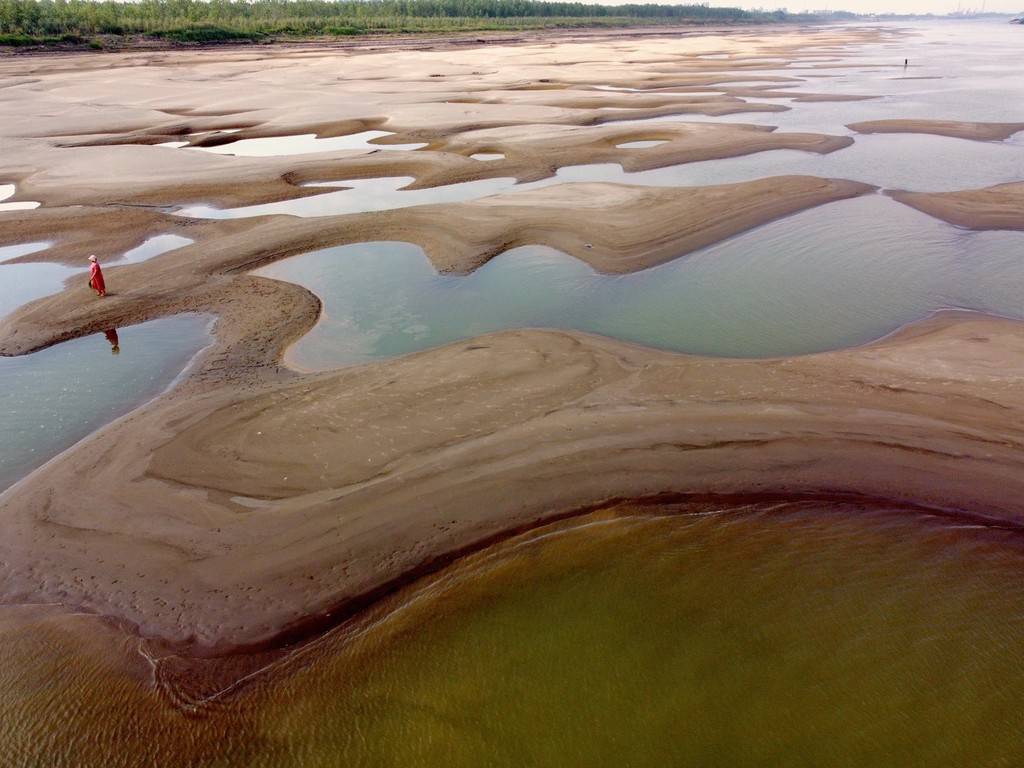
[888,182,1024,231]
[448,176,873,273]
[3,312,1024,652]
[848,119,1024,142]
[0,175,872,355]
[452,89,764,113]
[720,85,877,102]
[0,205,230,264]
[437,121,852,173]
[0,25,891,216]
[0,121,851,218]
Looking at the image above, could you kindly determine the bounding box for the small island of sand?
[848,119,1024,142]
[888,182,1024,231]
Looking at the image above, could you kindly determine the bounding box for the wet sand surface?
[2,19,1024,759]
[888,181,1024,231]
[6,310,1024,652]
[848,118,1024,141]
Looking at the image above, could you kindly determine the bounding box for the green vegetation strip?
[0,0,838,46]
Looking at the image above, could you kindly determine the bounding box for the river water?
[3,503,1024,767]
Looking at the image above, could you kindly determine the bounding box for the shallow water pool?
[0,314,211,492]
[175,175,527,219]
[253,195,1024,369]
[177,124,1024,220]
[189,131,427,156]
[571,132,1024,192]
[0,245,76,320]
[114,234,194,264]
[0,183,40,212]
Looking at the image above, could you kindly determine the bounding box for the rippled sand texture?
[2,18,1024,766]
[7,311,1024,651]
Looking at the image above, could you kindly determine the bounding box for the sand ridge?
[3,312,1024,653]
[887,182,1024,231]
[848,119,1024,142]
[0,120,853,220]
[0,175,874,356]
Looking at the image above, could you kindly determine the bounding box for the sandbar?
[3,311,1024,654]
[848,119,1024,142]
[887,182,1024,231]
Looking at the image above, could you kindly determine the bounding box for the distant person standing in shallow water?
[88,254,106,297]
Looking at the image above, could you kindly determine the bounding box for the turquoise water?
[0,315,211,492]
[253,194,1024,370]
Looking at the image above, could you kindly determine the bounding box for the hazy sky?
[710,0,1022,13]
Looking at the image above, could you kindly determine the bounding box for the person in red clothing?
[88,254,106,297]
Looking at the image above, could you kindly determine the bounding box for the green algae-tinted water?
[254,195,1024,370]
[0,315,211,492]
[3,502,1024,767]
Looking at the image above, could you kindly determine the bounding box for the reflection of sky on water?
[114,234,194,264]
[0,243,76,320]
[178,122,1023,220]
[179,129,1020,220]
[188,131,427,156]
[0,315,211,493]
[253,195,1024,371]
[0,183,40,212]
[611,21,1024,135]
[175,176,525,219]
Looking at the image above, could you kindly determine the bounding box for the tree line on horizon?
[0,0,829,45]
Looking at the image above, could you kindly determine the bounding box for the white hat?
[88,255,97,262]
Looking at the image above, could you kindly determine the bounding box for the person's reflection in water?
[104,328,120,355]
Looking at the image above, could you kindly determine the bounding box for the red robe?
[89,261,106,295]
